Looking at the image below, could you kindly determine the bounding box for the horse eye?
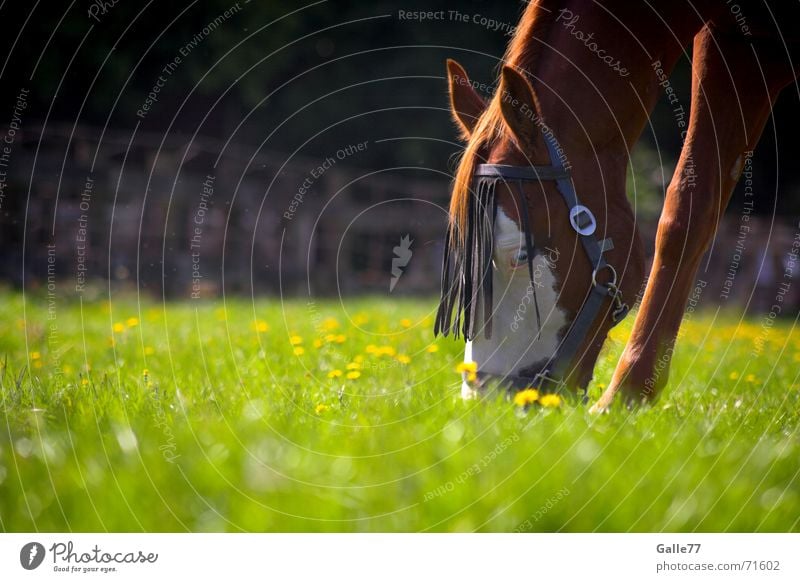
[512,249,528,267]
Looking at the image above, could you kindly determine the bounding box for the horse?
[434,0,800,408]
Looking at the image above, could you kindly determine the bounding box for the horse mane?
[449,0,557,239]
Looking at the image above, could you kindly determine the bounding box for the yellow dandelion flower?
[425,344,439,353]
[745,373,756,383]
[142,368,149,377]
[539,394,562,408]
[33,361,42,369]
[346,370,361,380]
[112,322,125,333]
[400,318,412,328]
[81,378,89,386]
[328,369,343,378]
[322,317,339,331]
[290,335,303,345]
[346,362,361,370]
[365,344,379,354]
[514,388,539,407]
[396,354,411,364]
[315,403,329,415]
[254,320,269,333]
[455,361,478,374]
[30,351,41,360]
[126,317,139,327]
[324,334,338,343]
[313,339,324,348]
[377,346,396,357]
[293,347,305,356]
[144,346,155,355]
[334,334,346,344]
[353,355,364,363]
[729,371,740,380]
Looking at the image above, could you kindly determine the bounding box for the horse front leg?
[593,25,791,410]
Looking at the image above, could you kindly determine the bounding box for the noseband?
[435,134,629,399]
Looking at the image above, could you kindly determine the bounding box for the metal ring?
[591,264,618,288]
[569,205,597,236]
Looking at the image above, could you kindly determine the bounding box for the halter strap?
[474,164,570,181]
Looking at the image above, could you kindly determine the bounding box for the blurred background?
[1,0,798,311]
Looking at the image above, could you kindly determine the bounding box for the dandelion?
[353,355,364,363]
[456,361,478,383]
[396,354,411,364]
[425,344,439,353]
[455,361,477,374]
[745,373,756,383]
[81,378,89,387]
[346,370,361,380]
[113,322,125,333]
[328,369,343,379]
[365,345,379,354]
[322,317,339,331]
[400,318,412,328]
[729,371,740,380]
[30,351,41,361]
[377,346,396,357]
[126,317,139,327]
[293,347,305,356]
[315,404,329,415]
[313,339,324,348]
[346,362,361,370]
[144,346,155,355]
[290,335,303,345]
[514,389,539,407]
[254,320,269,333]
[334,334,346,344]
[142,368,149,379]
[539,394,562,408]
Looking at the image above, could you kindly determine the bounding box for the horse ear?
[447,59,485,140]
[498,65,543,149]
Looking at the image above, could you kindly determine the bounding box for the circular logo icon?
[20,542,45,570]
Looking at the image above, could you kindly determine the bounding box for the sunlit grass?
[1,292,798,532]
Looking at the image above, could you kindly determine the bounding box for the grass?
[1,290,799,532]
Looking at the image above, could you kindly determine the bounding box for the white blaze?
[462,208,567,397]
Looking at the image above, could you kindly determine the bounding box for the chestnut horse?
[435,0,800,408]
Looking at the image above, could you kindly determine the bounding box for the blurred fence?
[1,124,798,313]
[1,124,449,299]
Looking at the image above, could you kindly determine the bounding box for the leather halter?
[435,134,629,400]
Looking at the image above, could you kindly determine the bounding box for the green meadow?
[1,291,798,532]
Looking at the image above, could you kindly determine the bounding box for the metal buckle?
[607,283,629,323]
[569,205,596,236]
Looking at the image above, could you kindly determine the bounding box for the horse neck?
[508,0,704,161]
